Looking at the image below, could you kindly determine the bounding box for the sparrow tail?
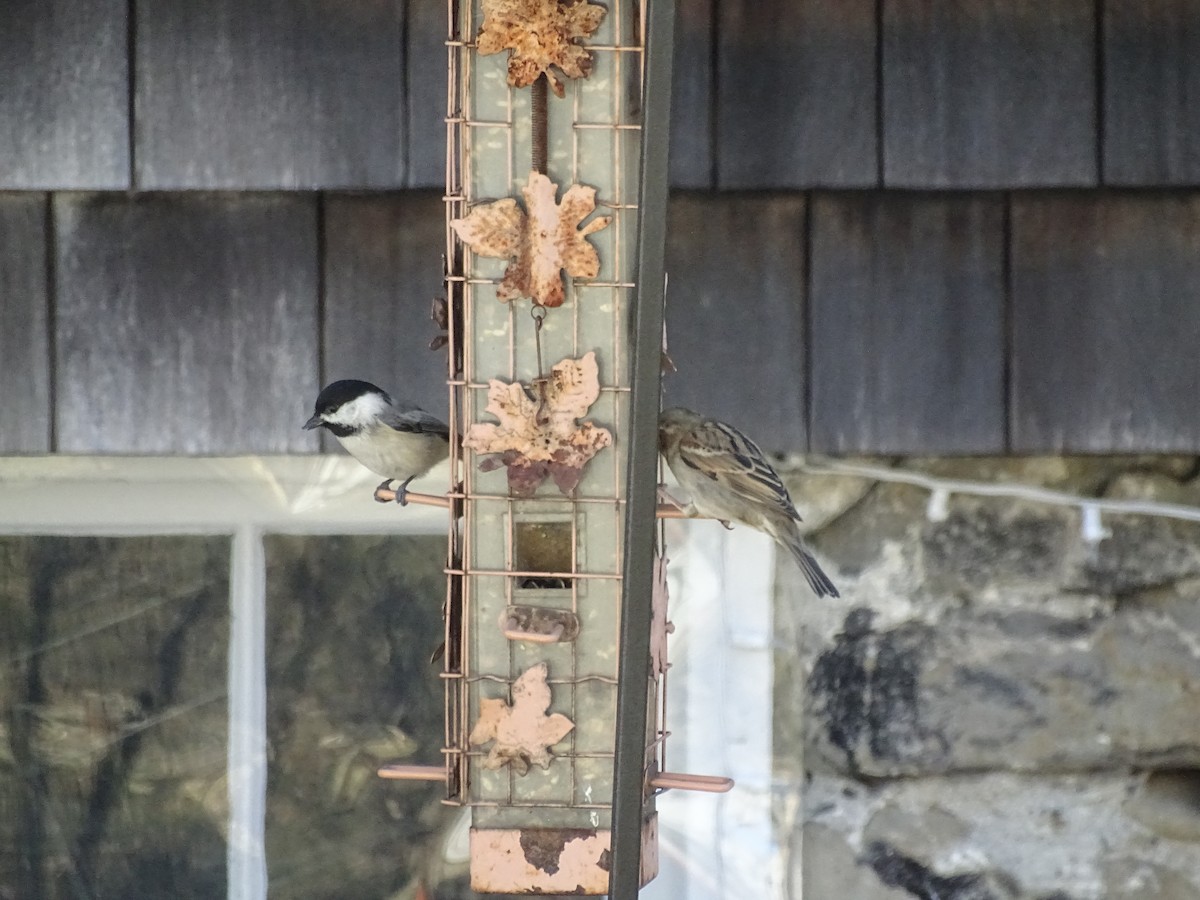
[779,529,839,598]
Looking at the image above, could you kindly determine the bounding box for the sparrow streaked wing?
[676,419,801,521]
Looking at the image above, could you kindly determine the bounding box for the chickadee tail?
[781,532,840,599]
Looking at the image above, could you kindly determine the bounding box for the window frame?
[0,456,449,899]
[0,456,780,900]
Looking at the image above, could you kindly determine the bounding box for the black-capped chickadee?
[304,380,450,505]
[658,406,839,598]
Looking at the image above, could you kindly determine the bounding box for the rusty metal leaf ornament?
[475,0,606,97]
[451,171,612,308]
[469,663,575,774]
[463,351,613,497]
[651,553,674,676]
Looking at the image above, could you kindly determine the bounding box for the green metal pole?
[610,1,676,896]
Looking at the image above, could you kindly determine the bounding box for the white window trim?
[0,456,449,900]
[643,523,782,900]
[0,456,451,536]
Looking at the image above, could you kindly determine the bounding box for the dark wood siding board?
[54,194,320,454]
[668,0,715,189]
[662,193,807,451]
[135,0,406,189]
[0,0,129,189]
[883,0,1097,188]
[321,192,447,453]
[0,194,51,452]
[716,0,878,189]
[1103,1,1200,185]
[407,0,447,189]
[1011,193,1200,452]
[809,192,1006,454]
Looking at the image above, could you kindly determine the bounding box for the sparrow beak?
[302,413,322,431]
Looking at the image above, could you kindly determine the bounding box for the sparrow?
[303,380,450,505]
[658,407,839,598]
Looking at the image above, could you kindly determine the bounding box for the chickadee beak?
[302,413,323,431]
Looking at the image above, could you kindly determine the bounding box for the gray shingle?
[663,193,807,451]
[809,192,1006,454]
[717,0,877,189]
[1012,193,1200,451]
[1103,0,1200,185]
[0,194,51,451]
[0,0,128,189]
[135,0,406,189]
[669,0,715,189]
[883,0,1097,187]
[55,194,319,453]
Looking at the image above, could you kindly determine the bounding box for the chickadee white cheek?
[323,392,392,431]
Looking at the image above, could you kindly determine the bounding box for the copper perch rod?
[376,765,731,793]
[649,772,735,793]
[377,764,448,782]
[373,490,688,519]
[373,487,452,507]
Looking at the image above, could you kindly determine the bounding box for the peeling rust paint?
[470,816,657,894]
[519,828,596,875]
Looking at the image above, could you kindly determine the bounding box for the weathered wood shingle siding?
[1011,193,1200,452]
[407,0,451,188]
[0,0,129,189]
[134,0,407,189]
[882,0,1097,188]
[809,193,1006,453]
[3,0,1200,456]
[1103,0,1200,185]
[668,0,715,189]
[0,0,1184,193]
[54,194,320,453]
[662,194,807,450]
[0,195,51,452]
[717,0,877,188]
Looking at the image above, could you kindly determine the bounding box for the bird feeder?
[378,0,730,894]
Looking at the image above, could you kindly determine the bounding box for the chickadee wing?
[381,406,451,438]
[678,420,802,520]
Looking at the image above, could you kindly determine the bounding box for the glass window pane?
[0,536,230,899]
[264,535,454,899]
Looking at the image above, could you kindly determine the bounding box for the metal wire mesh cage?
[438,0,662,892]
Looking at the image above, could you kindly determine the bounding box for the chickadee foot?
[719,519,733,530]
[374,479,394,503]
[394,476,415,506]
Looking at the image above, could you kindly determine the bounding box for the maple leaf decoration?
[451,171,611,308]
[650,553,675,676]
[469,663,575,774]
[475,0,606,98]
[463,351,612,497]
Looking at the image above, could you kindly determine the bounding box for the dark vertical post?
[610,1,676,897]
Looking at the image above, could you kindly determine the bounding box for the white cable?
[799,458,1200,525]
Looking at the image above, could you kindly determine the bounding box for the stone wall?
[776,458,1200,899]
